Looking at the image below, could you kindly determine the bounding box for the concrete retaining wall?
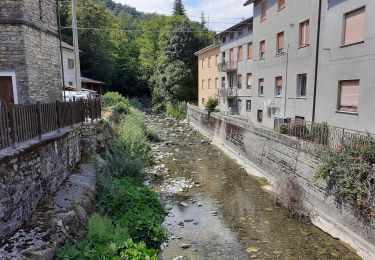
[0,121,110,238]
[187,104,375,259]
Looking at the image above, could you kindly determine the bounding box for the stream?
[146,113,360,260]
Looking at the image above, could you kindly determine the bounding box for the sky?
[113,0,253,32]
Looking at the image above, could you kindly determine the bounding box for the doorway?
[0,73,17,105]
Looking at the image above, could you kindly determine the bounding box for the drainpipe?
[283,43,290,119]
[56,0,66,101]
[312,0,322,122]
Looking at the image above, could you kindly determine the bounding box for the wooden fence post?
[56,100,61,132]
[36,102,42,140]
[9,104,18,148]
[90,98,94,124]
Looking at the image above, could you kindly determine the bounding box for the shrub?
[166,101,187,120]
[316,141,375,222]
[205,97,218,113]
[129,98,143,110]
[115,100,130,115]
[97,178,166,248]
[276,124,288,134]
[274,177,308,218]
[104,92,127,106]
[145,127,161,142]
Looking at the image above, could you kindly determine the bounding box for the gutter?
[312,0,322,122]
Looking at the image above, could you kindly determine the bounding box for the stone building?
[0,0,62,105]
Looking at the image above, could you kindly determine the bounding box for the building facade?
[61,42,78,88]
[244,0,320,129]
[216,18,254,117]
[0,0,62,105]
[315,0,375,133]
[195,44,220,108]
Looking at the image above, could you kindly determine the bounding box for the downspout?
[283,43,290,118]
[312,0,322,122]
[56,0,66,101]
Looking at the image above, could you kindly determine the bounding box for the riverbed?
[146,114,360,260]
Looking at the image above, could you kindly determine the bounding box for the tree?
[173,0,186,16]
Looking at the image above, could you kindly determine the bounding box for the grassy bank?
[57,92,165,259]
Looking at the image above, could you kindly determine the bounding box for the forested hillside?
[60,0,214,108]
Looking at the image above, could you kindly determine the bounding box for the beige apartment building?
[195,44,220,108]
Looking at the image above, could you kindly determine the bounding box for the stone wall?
[0,122,111,238]
[0,0,62,104]
[187,104,375,259]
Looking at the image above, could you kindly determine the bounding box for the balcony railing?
[217,62,237,72]
[218,88,238,97]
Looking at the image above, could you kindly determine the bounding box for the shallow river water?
[146,114,360,260]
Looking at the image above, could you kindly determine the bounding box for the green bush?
[104,92,127,106]
[97,178,166,248]
[166,101,187,120]
[276,124,288,134]
[145,127,161,142]
[205,97,218,113]
[129,98,143,110]
[115,100,131,115]
[316,141,375,222]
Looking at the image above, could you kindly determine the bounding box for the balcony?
[218,88,238,97]
[217,62,237,72]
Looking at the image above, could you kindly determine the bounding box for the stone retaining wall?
[187,104,375,259]
[0,121,111,238]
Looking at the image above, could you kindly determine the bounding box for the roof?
[194,43,220,56]
[81,77,106,85]
[215,17,253,37]
[243,0,254,6]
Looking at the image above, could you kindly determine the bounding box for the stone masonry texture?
[0,121,112,238]
[187,104,375,256]
[0,0,62,104]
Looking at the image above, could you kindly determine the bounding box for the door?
[0,76,14,105]
[229,49,234,69]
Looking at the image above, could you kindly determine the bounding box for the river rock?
[181,243,191,249]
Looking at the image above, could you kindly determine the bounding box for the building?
[61,42,79,89]
[195,44,220,108]
[244,0,320,129]
[0,0,62,105]
[216,18,254,117]
[315,0,375,133]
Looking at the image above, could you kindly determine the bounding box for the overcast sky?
[113,0,253,32]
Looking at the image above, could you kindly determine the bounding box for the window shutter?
[238,46,243,61]
[277,32,284,50]
[261,1,267,21]
[344,7,365,45]
[278,0,285,9]
[248,43,253,59]
[247,74,252,86]
[340,81,359,110]
[276,77,282,87]
[305,21,310,45]
[260,41,265,54]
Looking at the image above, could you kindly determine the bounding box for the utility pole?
[72,0,82,91]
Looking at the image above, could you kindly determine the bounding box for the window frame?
[258,78,264,97]
[260,0,267,22]
[275,76,283,97]
[257,109,263,123]
[337,80,360,113]
[248,42,253,60]
[238,46,243,61]
[246,100,252,112]
[247,73,252,89]
[276,31,285,55]
[299,20,310,47]
[278,0,286,11]
[297,74,307,97]
[237,74,242,89]
[342,6,366,47]
[202,79,205,89]
[259,40,266,59]
[208,78,211,89]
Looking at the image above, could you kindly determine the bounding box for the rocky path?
[146,113,360,260]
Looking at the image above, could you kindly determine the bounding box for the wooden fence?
[282,119,375,150]
[0,98,101,150]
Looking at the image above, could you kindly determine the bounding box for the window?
[238,46,243,61]
[221,77,226,88]
[343,7,365,46]
[222,35,226,43]
[215,55,219,66]
[208,79,211,89]
[215,78,219,89]
[208,57,212,68]
[278,0,285,10]
[202,79,205,89]
[295,116,305,124]
[202,98,205,105]
[247,42,253,59]
[258,78,264,96]
[260,0,266,21]
[238,99,242,112]
[237,74,242,89]
[239,28,243,36]
[338,80,359,112]
[277,32,285,54]
[202,59,204,69]
[229,76,234,88]
[248,25,252,32]
[299,20,310,47]
[68,58,74,69]
[260,40,266,59]
[69,81,73,86]
[247,73,252,89]
[230,33,234,40]
[297,74,307,97]
[246,100,251,111]
[257,110,263,123]
[275,76,282,97]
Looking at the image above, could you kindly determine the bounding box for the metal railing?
[0,98,101,150]
[217,62,237,72]
[218,88,238,97]
[280,119,375,150]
